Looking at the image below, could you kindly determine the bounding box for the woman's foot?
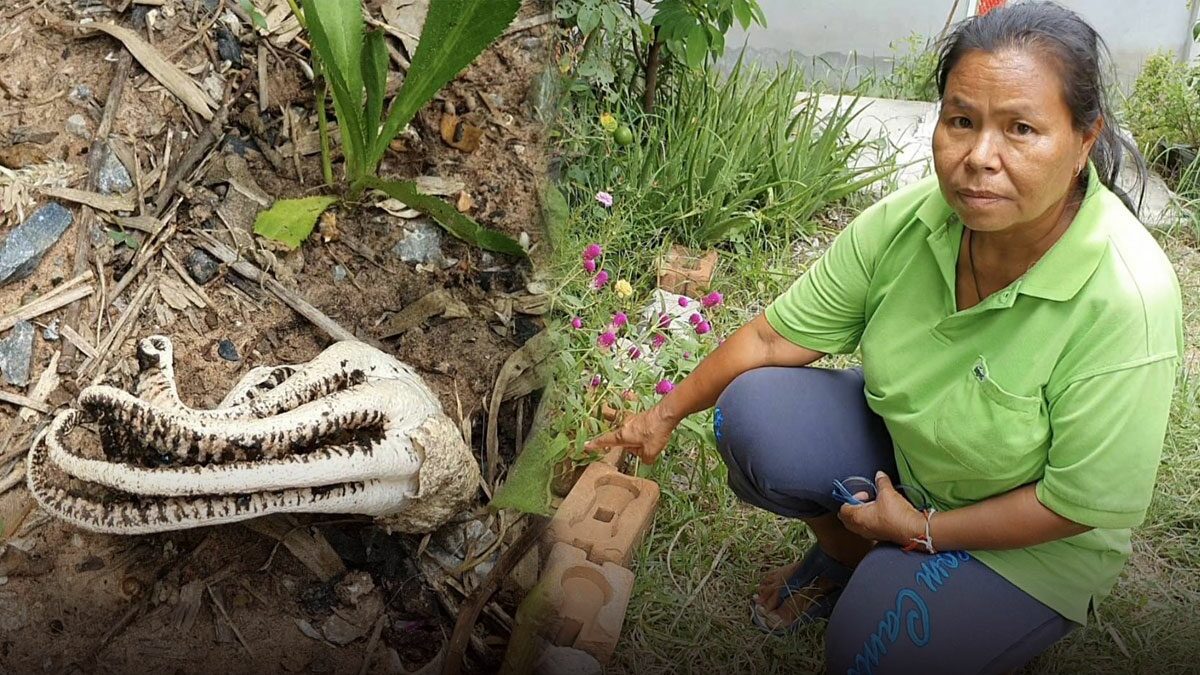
[750,545,856,633]
[755,560,841,624]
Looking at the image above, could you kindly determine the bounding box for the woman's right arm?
[585,313,824,463]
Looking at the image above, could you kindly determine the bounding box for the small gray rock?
[0,321,35,387]
[217,339,239,362]
[534,645,602,675]
[520,37,544,52]
[67,84,93,107]
[65,114,90,139]
[391,220,453,268]
[185,248,219,285]
[96,150,132,195]
[0,202,74,287]
[43,318,60,341]
[332,264,348,282]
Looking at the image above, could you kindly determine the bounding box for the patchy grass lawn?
[608,223,1200,674]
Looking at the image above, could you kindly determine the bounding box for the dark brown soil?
[0,0,552,672]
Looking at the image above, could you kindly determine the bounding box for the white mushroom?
[26,336,480,535]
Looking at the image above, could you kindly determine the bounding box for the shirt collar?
[916,161,1110,303]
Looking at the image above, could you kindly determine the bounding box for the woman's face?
[933,48,1099,233]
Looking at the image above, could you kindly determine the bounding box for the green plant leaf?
[108,229,140,250]
[577,4,599,34]
[252,196,337,249]
[490,429,568,515]
[370,0,520,165]
[362,29,388,148]
[1194,20,1200,42]
[239,0,268,30]
[361,177,526,256]
[539,181,571,251]
[304,0,366,178]
[684,23,708,69]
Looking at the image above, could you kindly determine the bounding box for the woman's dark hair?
[934,1,1147,215]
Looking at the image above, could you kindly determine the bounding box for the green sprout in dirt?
[253,0,526,256]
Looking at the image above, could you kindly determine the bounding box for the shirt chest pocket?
[934,356,1050,476]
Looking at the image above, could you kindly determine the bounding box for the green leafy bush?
[1124,52,1200,157]
[883,34,940,102]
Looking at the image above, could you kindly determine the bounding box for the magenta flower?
[589,374,602,388]
[583,243,603,260]
[695,320,712,335]
[584,259,597,274]
[613,312,628,329]
[677,296,689,307]
[651,334,666,349]
[658,313,672,328]
[655,379,675,395]
[570,316,584,330]
[683,351,692,360]
[595,191,614,208]
[628,345,642,360]
[702,291,724,308]
[597,331,616,349]
[593,270,610,289]
[688,312,703,326]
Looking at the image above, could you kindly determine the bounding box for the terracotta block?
[656,245,718,296]
[545,462,659,567]
[541,542,635,664]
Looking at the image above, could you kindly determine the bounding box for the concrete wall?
[722,0,1198,91]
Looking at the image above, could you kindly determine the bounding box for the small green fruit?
[613,125,634,146]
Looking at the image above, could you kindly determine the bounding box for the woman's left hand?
[838,471,926,546]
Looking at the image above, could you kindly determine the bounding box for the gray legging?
[713,366,1079,675]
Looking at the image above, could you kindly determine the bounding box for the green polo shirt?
[766,163,1183,624]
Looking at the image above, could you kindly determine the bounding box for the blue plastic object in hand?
[831,478,863,506]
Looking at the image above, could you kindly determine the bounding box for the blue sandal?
[750,545,855,635]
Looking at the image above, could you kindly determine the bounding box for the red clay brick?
[540,542,635,664]
[657,245,719,296]
[545,461,659,567]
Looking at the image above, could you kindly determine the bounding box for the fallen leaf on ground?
[253,196,338,250]
[84,23,218,120]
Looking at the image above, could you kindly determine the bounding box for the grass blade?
[361,177,527,257]
[304,0,366,178]
[362,30,388,149]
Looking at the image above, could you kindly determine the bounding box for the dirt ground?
[0,0,552,672]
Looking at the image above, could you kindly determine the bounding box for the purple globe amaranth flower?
[597,331,616,349]
[702,291,724,308]
[651,334,666,349]
[589,374,602,388]
[688,312,703,325]
[583,243,603,260]
[593,270,610,289]
[655,379,675,395]
[658,313,672,328]
[612,311,628,329]
[595,191,614,208]
[677,296,689,307]
[695,320,712,335]
[583,258,597,274]
[628,345,642,360]
[683,351,692,359]
[570,316,583,330]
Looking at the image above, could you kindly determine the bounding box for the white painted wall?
[723,0,1197,90]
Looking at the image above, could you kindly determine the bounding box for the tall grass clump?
[560,60,893,251]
